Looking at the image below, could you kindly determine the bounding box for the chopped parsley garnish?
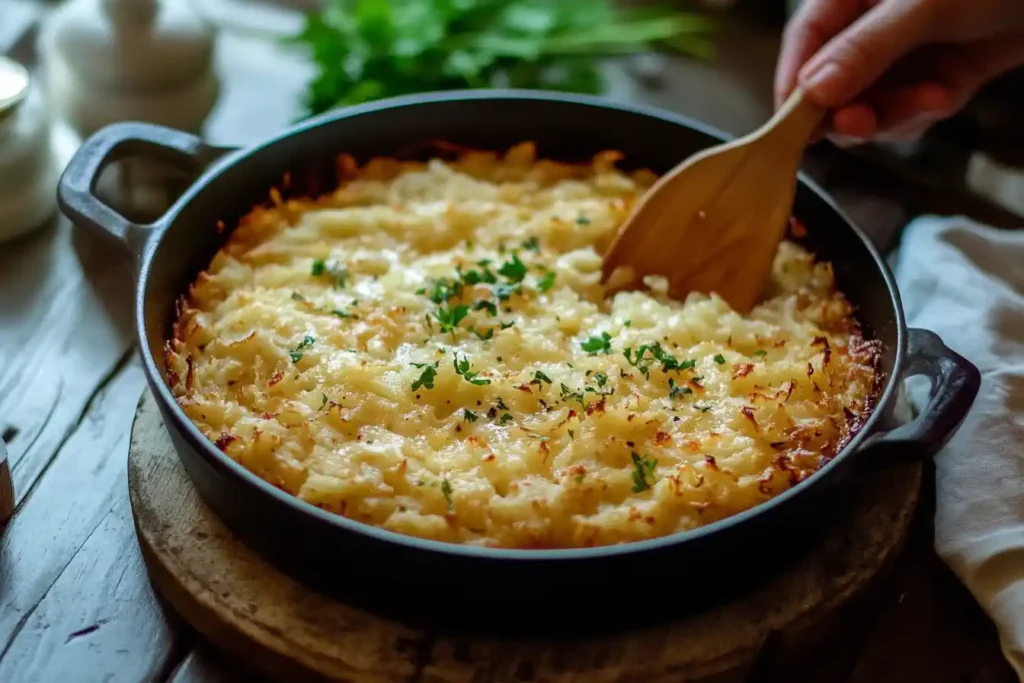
[492,283,520,301]
[574,472,585,483]
[289,335,315,363]
[453,352,491,385]
[319,393,328,410]
[581,332,612,355]
[714,354,726,364]
[531,370,552,386]
[441,478,454,511]
[500,320,516,330]
[499,413,513,425]
[435,304,470,335]
[623,346,655,378]
[559,383,585,408]
[625,342,695,377]
[471,327,494,341]
[753,349,768,358]
[331,309,354,318]
[311,259,349,288]
[497,253,528,283]
[473,300,498,317]
[536,271,556,292]
[290,291,306,302]
[464,409,479,423]
[630,452,657,492]
[669,378,692,399]
[522,236,540,252]
[623,320,632,327]
[585,372,613,397]
[457,263,497,286]
[421,277,463,304]
[576,215,591,225]
[410,361,440,391]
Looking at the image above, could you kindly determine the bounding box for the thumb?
[797,0,940,107]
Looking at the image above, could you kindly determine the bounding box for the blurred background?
[2,0,1022,250]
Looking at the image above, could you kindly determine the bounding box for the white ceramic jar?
[37,0,220,137]
[0,57,59,244]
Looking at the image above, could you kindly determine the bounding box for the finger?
[775,0,866,108]
[798,0,942,108]
[831,102,878,139]
[931,34,1024,109]
[863,81,953,135]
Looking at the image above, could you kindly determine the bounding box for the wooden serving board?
[128,390,922,682]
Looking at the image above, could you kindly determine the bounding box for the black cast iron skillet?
[58,90,979,633]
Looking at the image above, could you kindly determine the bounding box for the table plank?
[0,481,184,682]
[0,361,147,660]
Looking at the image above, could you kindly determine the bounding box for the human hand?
[776,0,1024,143]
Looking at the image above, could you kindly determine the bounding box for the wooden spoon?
[601,88,827,313]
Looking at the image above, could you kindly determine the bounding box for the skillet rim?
[136,88,908,561]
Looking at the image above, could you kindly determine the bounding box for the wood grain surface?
[0,1,1020,682]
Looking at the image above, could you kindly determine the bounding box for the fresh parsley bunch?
[288,0,716,116]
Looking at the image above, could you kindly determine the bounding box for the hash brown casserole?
[165,143,880,549]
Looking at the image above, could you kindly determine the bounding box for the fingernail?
[801,62,846,104]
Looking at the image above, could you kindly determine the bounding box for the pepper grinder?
[37,0,220,137]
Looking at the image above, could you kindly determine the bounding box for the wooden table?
[0,2,1019,681]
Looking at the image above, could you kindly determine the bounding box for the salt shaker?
[0,56,60,244]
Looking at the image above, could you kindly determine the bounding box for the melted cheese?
[166,144,879,549]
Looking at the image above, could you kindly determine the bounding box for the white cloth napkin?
[896,216,1024,678]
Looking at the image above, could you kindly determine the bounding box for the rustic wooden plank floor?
[0,1,1020,681]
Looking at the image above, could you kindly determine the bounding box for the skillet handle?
[57,122,224,261]
[858,328,980,463]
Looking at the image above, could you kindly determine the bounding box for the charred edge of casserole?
[826,328,884,464]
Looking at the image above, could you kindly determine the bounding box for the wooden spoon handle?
[760,88,829,149]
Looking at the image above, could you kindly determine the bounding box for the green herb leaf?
[500,320,516,330]
[411,361,440,391]
[559,382,585,408]
[499,413,513,425]
[311,259,326,276]
[289,0,716,117]
[753,349,768,358]
[536,271,556,292]
[291,291,306,302]
[471,327,494,341]
[631,452,657,492]
[289,335,315,363]
[422,278,463,304]
[319,393,328,410]
[435,304,470,335]
[714,354,726,364]
[464,409,479,422]
[669,378,692,399]
[576,215,591,225]
[453,352,491,385]
[458,263,498,286]
[522,236,540,252]
[473,299,499,317]
[331,309,353,318]
[498,253,528,283]
[531,370,552,386]
[441,478,454,511]
[581,331,612,355]
[492,283,520,301]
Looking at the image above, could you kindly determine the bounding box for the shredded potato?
[166,143,880,549]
